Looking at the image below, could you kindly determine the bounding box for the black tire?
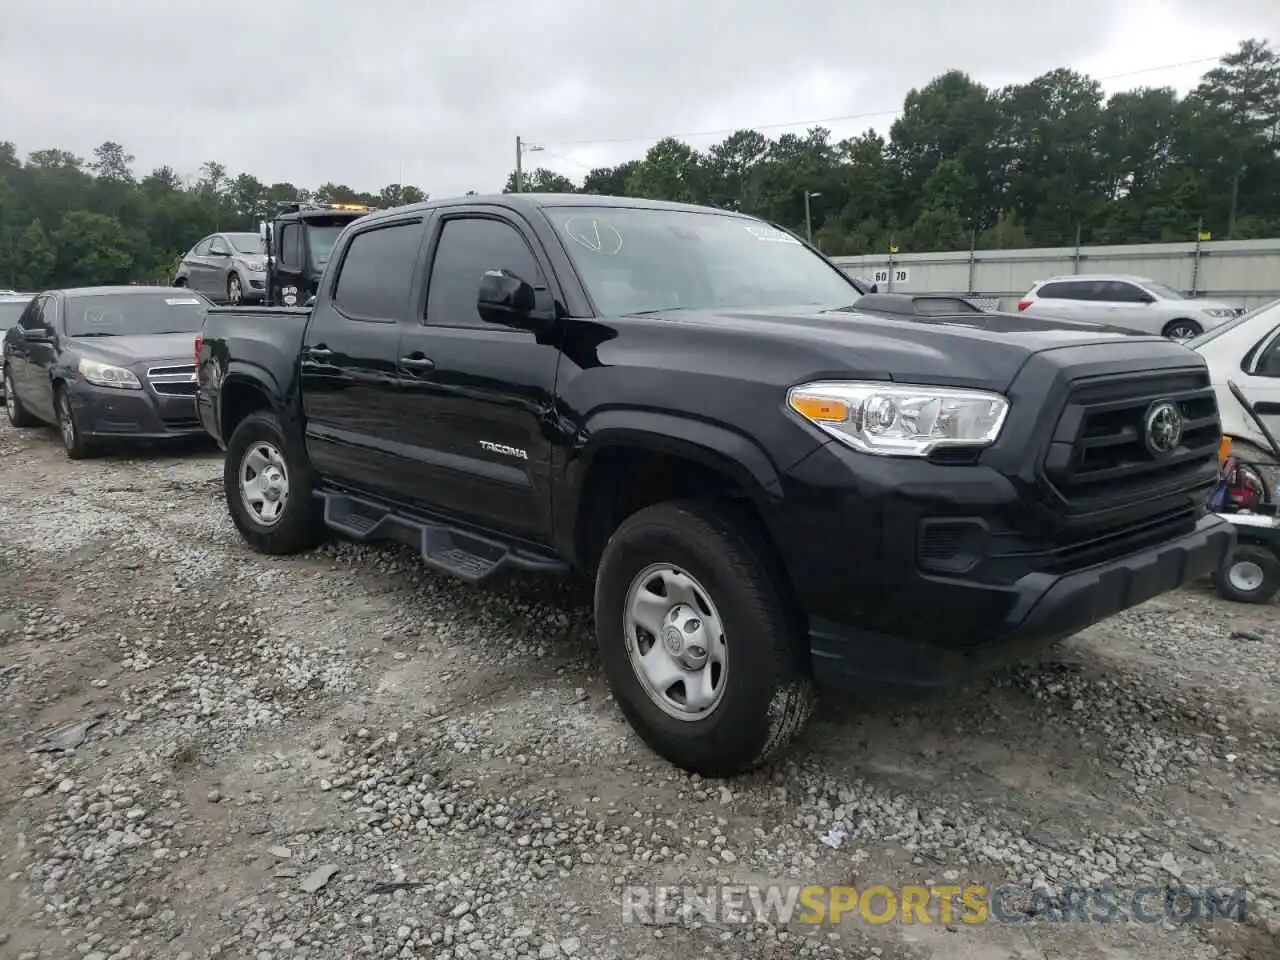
[224,410,326,554]
[593,498,815,777]
[55,385,95,459]
[1162,318,1202,340]
[4,368,37,427]
[1214,543,1280,604]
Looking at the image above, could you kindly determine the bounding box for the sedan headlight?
[787,381,1009,457]
[1202,309,1236,318]
[78,357,142,390]
[241,260,266,273]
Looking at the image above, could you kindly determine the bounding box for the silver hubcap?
[230,278,241,303]
[59,396,75,448]
[624,563,727,721]
[1228,560,1265,593]
[239,442,289,526]
[1168,324,1197,340]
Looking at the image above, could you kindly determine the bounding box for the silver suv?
[1017,274,1243,341]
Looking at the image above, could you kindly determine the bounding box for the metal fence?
[832,237,1280,311]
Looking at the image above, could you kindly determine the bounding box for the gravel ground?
[1,415,1278,960]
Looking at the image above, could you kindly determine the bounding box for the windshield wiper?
[627,306,693,316]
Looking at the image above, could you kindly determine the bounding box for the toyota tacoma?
[194,194,1234,777]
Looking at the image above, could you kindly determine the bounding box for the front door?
[393,210,563,544]
[18,295,58,422]
[299,214,427,499]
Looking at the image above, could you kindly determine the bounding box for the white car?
[1188,298,1280,494]
[1017,274,1243,341]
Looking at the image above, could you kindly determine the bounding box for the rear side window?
[1038,281,1093,300]
[332,222,422,321]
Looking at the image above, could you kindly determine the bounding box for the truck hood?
[634,305,1171,392]
[72,332,197,366]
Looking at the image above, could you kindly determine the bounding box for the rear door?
[1235,320,1280,447]
[392,208,565,543]
[299,213,427,499]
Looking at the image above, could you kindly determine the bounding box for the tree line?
[1,39,1277,290]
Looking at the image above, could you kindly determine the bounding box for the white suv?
[1017,274,1243,341]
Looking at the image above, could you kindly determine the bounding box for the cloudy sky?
[2,0,1277,197]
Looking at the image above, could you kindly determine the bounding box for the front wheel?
[224,410,326,554]
[593,499,815,777]
[1214,543,1280,604]
[228,274,243,305]
[56,386,95,459]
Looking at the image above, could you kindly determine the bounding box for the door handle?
[305,345,333,358]
[400,356,435,372]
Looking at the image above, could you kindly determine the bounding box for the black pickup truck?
[195,193,1234,777]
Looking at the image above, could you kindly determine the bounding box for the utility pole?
[804,190,821,245]
[514,137,544,193]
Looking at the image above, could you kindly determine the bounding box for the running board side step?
[319,490,567,587]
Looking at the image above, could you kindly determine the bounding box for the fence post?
[887,236,897,293]
[967,228,977,295]
[1073,223,1082,274]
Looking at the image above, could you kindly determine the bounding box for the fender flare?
[216,362,284,439]
[572,408,785,504]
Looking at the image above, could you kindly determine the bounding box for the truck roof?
[356,192,756,227]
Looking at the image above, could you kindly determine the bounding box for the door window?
[278,224,303,270]
[1250,326,1280,378]
[191,238,213,257]
[425,217,545,328]
[19,297,49,332]
[331,221,422,321]
[1101,281,1149,303]
[209,236,231,256]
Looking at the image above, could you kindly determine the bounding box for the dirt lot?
[0,414,1278,960]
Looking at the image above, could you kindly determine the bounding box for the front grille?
[1041,369,1220,507]
[147,364,197,397]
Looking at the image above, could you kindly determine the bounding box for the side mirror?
[258,221,268,240]
[477,269,537,326]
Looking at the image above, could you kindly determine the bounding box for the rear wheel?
[224,410,326,554]
[4,369,37,427]
[1214,543,1280,604]
[1163,318,1202,340]
[593,499,814,777]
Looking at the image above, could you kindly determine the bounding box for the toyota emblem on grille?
[1144,400,1183,457]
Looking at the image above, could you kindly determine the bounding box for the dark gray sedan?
[173,232,268,304]
[2,286,215,458]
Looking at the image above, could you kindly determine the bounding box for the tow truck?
[259,202,375,307]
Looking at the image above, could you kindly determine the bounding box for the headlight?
[78,358,141,389]
[787,381,1009,457]
[242,261,266,273]
[1203,309,1236,319]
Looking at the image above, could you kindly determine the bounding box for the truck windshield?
[307,226,345,268]
[543,206,860,316]
[65,292,210,337]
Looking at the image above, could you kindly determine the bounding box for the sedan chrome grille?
[146,363,197,397]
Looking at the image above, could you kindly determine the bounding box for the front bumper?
[767,440,1235,689]
[66,378,207,440]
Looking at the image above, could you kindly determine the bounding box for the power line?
[537,55,1223,149]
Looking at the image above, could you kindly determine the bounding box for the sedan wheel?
[228,275,243,305]
[56,389,91,458]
